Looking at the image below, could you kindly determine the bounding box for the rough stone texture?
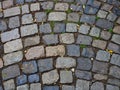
[56,57,76,68]
[75,70,92,80]
[9,16,20,29]
[62,85,74,90]
[16,74,27,86]
[82,47,95,58]
[94,74,108,80]
[46,45,65,57]
[3,0,13,9]
[76,79,89,90]
[60,70,73,83]
[100,31,111,40]
[78,24,90,34]
[110,54,120,66]
[42,69,59,84]
[39,23,52,33]
[96,19,113,29]
[89,27,101,37]
[30,83,41,90]
[111,34,120,44]
[17,84,29,90]
[48,12,66,21]
[4,7,20,17]
[3,51,23,66]
[42,34,58,45]
[28,74,39,83]
[22,14,33,24]
[113,26,120,34]
[67,44,80,56]
[53,23,65,33]
[109,66,120,79]
[66,23,77,32]
[77,57,92,70]
[92,40,107,49]
[22,5,29,14]
[68,13,79,22]
[41,2,53,10]
[30,3,40,11]
[96,50,110,62]
[106,85,119,90]
[4,39,23,53]
[43,86,59,90]
[0,58,3,68]
[22,61,38,74]
[3,79,15,90]
[76,34,92,45]
[24,35,40,47]
[55,3,69,11]
[2,65,20,80]
[92,60,109,74]
[60,33,75,44]
[21,24,38,37]
[107,78,120,86]
[0,20,7,32]
[35,12,47,22]
[38,58,53,72]
[91,82,104,90]
[1,28,20,42]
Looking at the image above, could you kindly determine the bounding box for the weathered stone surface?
[48,12,66,21]
[110,54,120,66]
[75,70,92,80]
[66,23,77,32]
[3,79,15,90]
[1,28,20,42]
[89,27,101,37]
[97,10,108,18]
[22,4,29,14]
[38,58,53,72]
[68,13,79,22]
[78,24,90,34]
[21,24,38,37]
[76,79,89,90]
[46,45,65,57]
[82,47,95,58]
[0,58,3,68]
[94,74,108,80]
[92,60,109,74]
[24,35,40,47]
[0,20,7,32]
[4,39,23,53]
[60,33,75,44]
[92,40,107,49]
[96,50,110,62]
[16,74,27,86]
[84,6,98,14]
[28,74,39,83]
[56,57,76,68]
[30,3,40,11]
[17,84,29,90]
[43,34,58,45]
[55,3,69,11]
[96,19,113,29]
[60,70,73,83]
[3,51,23,66]
[62,85,74,90]
[2,65,20,80]
[67,44,80,56]
[91,82,104,90]
[76,34,92,45]
[9,16,20,29]
[35,12,47,22]
[39,23,52,33]
[22,14,33,24]
[100,31,111,40]
[4,7,20,17]
[77,57,92,70]
[30,83,41,90]
[111,34,120,44]
[42,69,59,84]
[41,1,53,10]
[3,0,13,9]
[43,86,59,90]
[106,84,119,90]
[107,13,117,21]
[53,23,65,33]
[113,26,120,34]
[109,66,120,79]
[108,78,120,86]
[80,14,95,24]
[22,61,38,74]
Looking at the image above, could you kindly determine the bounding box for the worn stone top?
[0,0,120,90]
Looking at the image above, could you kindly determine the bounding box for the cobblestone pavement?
[0,0,120,90]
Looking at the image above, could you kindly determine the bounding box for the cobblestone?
[0,0,120,89]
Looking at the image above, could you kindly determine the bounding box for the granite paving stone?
[0,0,120,89]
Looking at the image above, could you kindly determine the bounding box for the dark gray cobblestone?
[0,0,120,90]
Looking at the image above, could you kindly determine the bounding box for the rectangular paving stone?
[55,3,69,11]
[16,74,27,86]
[22,14,33,24]
[46,45,65,57]
[30,83,41,90]
[20,24,38,37]
[17,84,29,90]
[91,82,104,90]
[30,3,40,11]
[110,54,120,66]
[92,40,107,49]
[35,12,47,22]
[2,65,20,80]
[24,35,40,47]
[22,4,29,14]
[4,6,20,17]
[4,39,23,53]
[3,79,15,90]
[66,23,77,32]
[48,12,66,21]
[111,34,120,44]
[39,23,52,33]
[1,28,20,42]
[56,57,76,68]
[3,0,13,9]
[25,46,45,60]
[43,86,59,90]
[62,85,74,90]
[3,51,23,66]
